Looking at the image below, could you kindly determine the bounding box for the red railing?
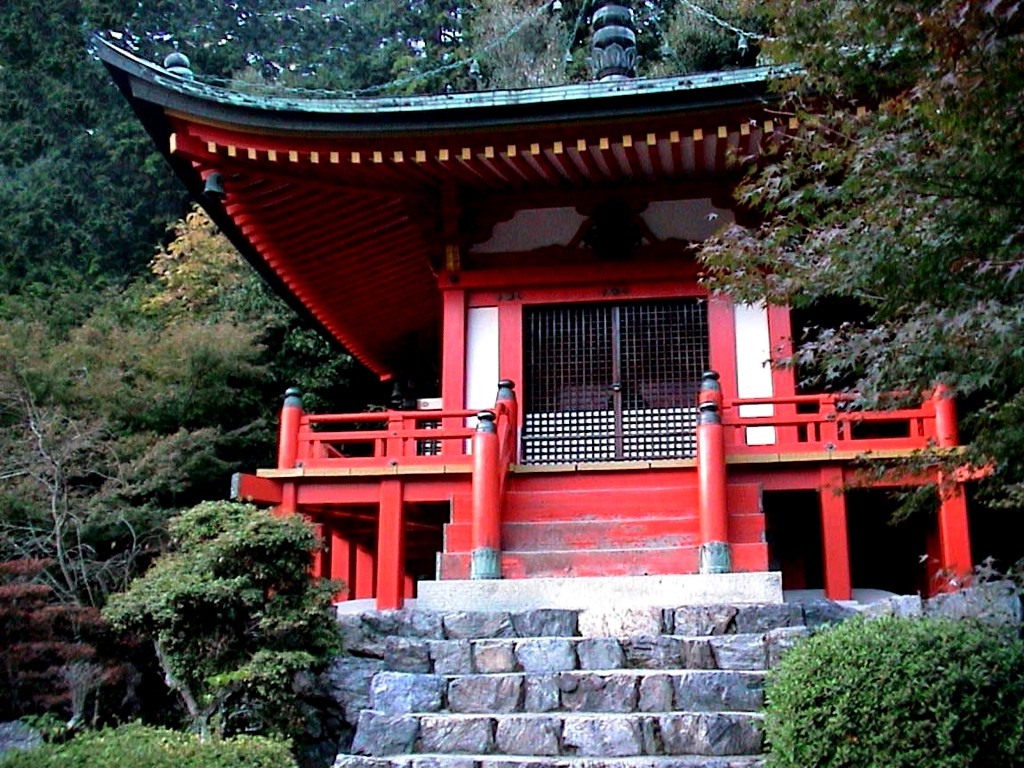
[281,408,478,469]
[276,383,521,472]
[721,393,940,455]
[277,388,945,472]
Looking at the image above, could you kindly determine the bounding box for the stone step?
[438,547,701,581]
[336,753,767,768]
[413,576,785,615]
[352,711,764,759]
[439,547,779,581]
[335,603,828,660]
[371,670,765,716]
[390,632,798,676]
[444,519,701,553]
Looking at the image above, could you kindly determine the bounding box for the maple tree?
[701,1,1024,517]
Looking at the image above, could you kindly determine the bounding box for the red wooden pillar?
[277,387,303,517]
[496,379,518,464]
[697,371,731,574]
[330,529,353,601]
[277,387,303,469]
[310,521,326,579]
[471,409,502,579]
[932,385,971,584]
[819,466,852,601]
[375,479,405,609]
[353,544,375,600]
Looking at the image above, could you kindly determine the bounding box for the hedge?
[764,615,1024,767]
[0,722,297,768]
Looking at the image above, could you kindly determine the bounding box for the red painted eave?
[98,38,788,378]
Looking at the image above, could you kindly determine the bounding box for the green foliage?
[764,616,1024,767]
[0,0,182,294]
[0,722,297,768]
[103,502,339,739]
[0,285,274,604]
[700,0,1024,509]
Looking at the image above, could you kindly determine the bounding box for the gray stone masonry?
[430,639,474,675]
[474,640,519,673]
[559,673,639,713]
[418,715,496,753]
[449,675,523,714]
[352,712,419,756]
[332,591,1023,768]
[387,637,433,673]
[325,656,386,725]
[496,715,563,756]
[335,756,767,768]
[516,638,577,673]
[576,638,626,670]
[512,609,579,638]
[444,612,517,640]
[524,675,561,712]
[372,672,446,714]
[707,636,766,671]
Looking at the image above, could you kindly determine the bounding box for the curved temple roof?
[98,38,787,378]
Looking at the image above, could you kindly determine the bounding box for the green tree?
[103,501,339,740]
[700,1,1024,508]
[0,0,182,293]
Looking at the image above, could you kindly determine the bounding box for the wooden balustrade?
[281,407,479,469]
[721,393,939,455]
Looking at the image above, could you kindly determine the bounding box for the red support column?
[932,385,972,586]
[697,371,731,574]
[354,544,375,600]
[496,379,518,465]
[310,521,325,579]
[471,409,502,579]
[375,479,405,609]
[330,529,353,601]
[277,387,303,469]
[819,466,852,601]
[277,388,302,518]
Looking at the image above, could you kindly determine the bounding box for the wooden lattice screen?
[522,299,708,464]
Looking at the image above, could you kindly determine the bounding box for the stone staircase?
[326,601,846,768]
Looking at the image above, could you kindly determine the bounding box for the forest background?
[1,0,1021,740]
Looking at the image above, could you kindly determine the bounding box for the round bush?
[764,616,1024,768]
[0,722,297,768]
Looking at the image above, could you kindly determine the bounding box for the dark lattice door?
[522,300,708,464]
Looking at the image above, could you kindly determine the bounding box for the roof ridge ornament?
[590,1,638,81]
[163,51,194,80]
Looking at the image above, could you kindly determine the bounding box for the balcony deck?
[232,387,967,610]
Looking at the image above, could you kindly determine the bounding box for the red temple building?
[98,8,974,610]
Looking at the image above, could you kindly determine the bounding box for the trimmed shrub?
[0,722,297,768]
[764,616,1024,768]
